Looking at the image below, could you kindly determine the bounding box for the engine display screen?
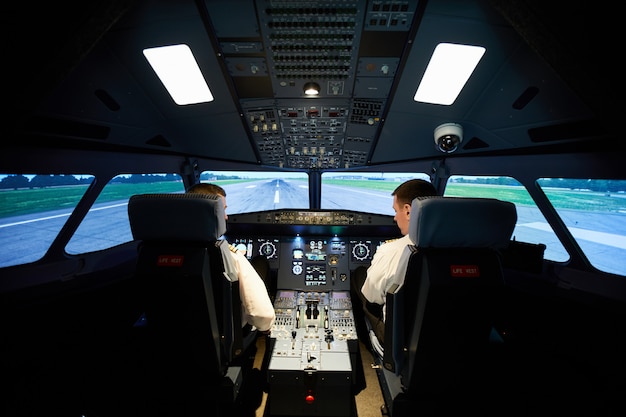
[305,239,327,261]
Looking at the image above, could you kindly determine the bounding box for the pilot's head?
[187,182,228,220]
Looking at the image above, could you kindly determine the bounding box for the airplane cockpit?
[1,0,625,416]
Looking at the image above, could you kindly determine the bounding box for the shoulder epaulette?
[228,243,239,253]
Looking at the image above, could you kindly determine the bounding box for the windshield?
[199,171,433,216]
[321,172,432,215]
[199,171,309,214]
[2,171,624,278]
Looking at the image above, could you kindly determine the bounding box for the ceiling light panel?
[414,43,486,105]
[143,44,214,105]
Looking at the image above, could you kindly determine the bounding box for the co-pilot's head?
[391,179,437,236]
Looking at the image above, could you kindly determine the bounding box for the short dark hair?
[391,179,437,206]
[187,182,227,197]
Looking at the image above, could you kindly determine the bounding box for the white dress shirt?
[221,242,276,332]
[360,234,413,322]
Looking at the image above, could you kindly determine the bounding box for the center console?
[226,209,398,416]
[267,289,357,416]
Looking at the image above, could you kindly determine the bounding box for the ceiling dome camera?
[434,123,463,153]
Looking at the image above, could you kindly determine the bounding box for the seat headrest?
[128,193,226,242]
[409,196,517,249]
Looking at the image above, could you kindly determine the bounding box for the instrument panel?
[231,236,378,263]
[226,209,399,291]
[229,235,387,292]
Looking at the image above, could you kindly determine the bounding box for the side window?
[444,176,568,263]
[66,174,184,254]
[537,178,626,276]
[0,174,94,267]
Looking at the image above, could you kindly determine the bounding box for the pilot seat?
[375,196,517,416]
[128,192,258,416]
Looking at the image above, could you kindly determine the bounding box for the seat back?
[127,192,245,412]
[380,196,517,415]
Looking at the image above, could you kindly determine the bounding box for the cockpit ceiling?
[9,0,618,169]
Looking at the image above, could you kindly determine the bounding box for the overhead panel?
[207,0,420,169]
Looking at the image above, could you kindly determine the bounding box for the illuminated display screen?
[306,239,327,261]
[276,290,296,298]
[305,264,326,286]
[330,241,344,252]
[306,252,326,261]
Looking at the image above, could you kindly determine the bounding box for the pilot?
[187,182,275,334]
[352,178,437,356]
